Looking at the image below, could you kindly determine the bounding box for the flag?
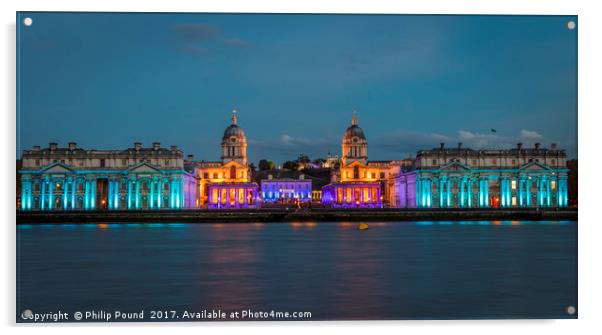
[491,128,497,133]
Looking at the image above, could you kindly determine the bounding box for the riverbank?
[16,208,577,224]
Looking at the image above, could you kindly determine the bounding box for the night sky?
[17,13,577,163]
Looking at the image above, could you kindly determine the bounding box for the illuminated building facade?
[19,142,198,211]
[321,112,395,208]
[198,109,259,208]
[261,175,312,204]
[393,142,569,208]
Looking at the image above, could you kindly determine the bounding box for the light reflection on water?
[17,220,577,320]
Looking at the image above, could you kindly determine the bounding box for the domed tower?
[221,109,247,165]
[341,111,367,165]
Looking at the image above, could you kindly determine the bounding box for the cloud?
[520,129,543,140]
[172,23,219,42]
[223,38,252,48]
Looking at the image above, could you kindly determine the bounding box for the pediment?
[41,162,73,173]
[128,163,162,173]
[519,161,551,171]
[439,161,471,171]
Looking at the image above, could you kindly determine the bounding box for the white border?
[3,1,600,334]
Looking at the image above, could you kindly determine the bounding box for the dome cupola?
[221,108,248,165]
[341,110,368,165]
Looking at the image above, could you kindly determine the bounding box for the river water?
[17,220,577,321]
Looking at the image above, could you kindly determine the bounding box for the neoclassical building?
[19,142,198,211]
[321,112,408,208]
[197,110,259,208]
[392,142,569,208]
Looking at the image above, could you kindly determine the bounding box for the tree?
[258,159,275,171]
[282,160,299,170]
[297,154,310,164]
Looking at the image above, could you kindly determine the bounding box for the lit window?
[511,180,517,190]
[551,181,556,190]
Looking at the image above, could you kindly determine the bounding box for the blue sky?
[17,13,577,163]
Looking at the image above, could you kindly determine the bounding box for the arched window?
[353,165,359,179]
[230,165,236,179]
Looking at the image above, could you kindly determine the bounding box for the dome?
[222,124,245,140]
[344,124,366,141]
[343,112,366,141]
[222,109,246,141]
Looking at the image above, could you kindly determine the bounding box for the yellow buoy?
[358,223,369,230]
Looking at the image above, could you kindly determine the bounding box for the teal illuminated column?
[500,178,506,207]
[113,179,120,209]
[478,177,489,208]
[20,176,32,211]
[149,177,155,209]
[557,175,568,207]
[40,178,46,210]
[47,179,54,210]
[135,179,140,209]
[417,175,432,208]
[71,178,78,210]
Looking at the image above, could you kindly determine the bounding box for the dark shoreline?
[16,208,577,224]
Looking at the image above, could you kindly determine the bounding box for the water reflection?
[16,220,577,319]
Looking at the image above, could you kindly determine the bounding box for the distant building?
[18,142,197,211]
[261,174,312,205]
[392,142,569,208]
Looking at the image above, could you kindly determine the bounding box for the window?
[35,159,40,166]
[511,180,517,190]
[353,166,359,179]
[551,159,556,165]
[472,160,477,165]
[60,160,65,164]
[371,172,376,179]
[492,159,497,165]
[100,159,106,168]
[380,172,385,179]
[230,165,237,179]
[511,159,516,165]
[551,181,556,190]
[212,173,218,179]
[432,159,437,165]
[165,159,170,166]
[203,173,209,179]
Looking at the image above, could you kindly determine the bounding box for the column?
[180,178,185,209]
[526,178,532,206]
[467,178,473,208]
[127,178,133,209]
[149,178,155,209]
[48,180,54,210]
[62,179,68,210]
[135,179,140,209]
[71,178,78,210]
[158,178,163,209]
[446,178,452,208]
[21,176,32,211]
[416,176,422,208]
[114,179,120,209]
[40,179,47,210]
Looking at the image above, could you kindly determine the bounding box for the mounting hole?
[566,305,576,315]
[23,17,33,26]
[567,21,576,30]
